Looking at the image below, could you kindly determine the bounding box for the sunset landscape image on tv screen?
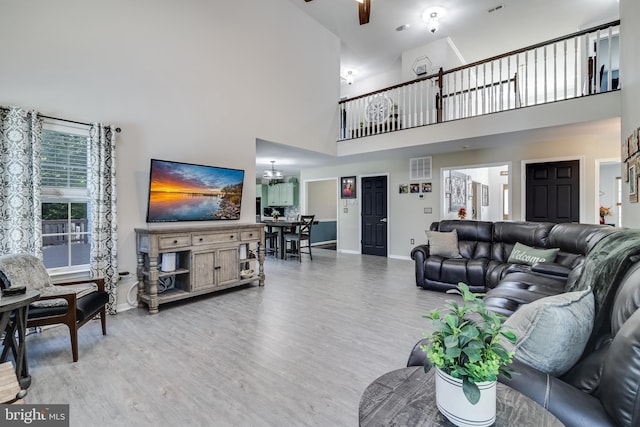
[146,159,244,222]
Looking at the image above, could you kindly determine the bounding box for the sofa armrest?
[531,262,571,278]
[499,360,616,427]
[411,246,430,288]
[410,244,430,260]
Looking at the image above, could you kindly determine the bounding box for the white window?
[41,120,91,272]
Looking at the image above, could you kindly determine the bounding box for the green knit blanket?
[568,228,640,353]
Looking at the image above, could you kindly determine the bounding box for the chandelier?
[263,161,283,179]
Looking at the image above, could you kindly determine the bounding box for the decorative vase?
[600,216,605,224]
[435,368,496,427]
[273,216,279,222]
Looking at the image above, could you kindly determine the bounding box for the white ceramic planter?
[435,368,497,427]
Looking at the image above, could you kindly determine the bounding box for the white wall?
[302,132,618,259]
[599,163,620,226]
[0,0,340,275]
[307,180,337,220]
[621,0,640,227]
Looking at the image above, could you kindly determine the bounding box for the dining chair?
[264,226,279,257]
[284,215,315,262]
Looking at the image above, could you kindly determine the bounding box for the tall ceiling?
[288,0,619,83]
[256,0,620,179]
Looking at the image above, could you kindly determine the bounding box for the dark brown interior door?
[361,176,387,256]
[526,160,580,223]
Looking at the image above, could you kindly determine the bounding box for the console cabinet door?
[192,251,215,291]
[216,247,240,286]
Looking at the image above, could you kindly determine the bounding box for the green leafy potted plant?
[421,283,516,426]
[271,209,281,222]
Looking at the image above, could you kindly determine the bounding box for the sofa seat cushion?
[503,288,594,376]
[424,256,488,288]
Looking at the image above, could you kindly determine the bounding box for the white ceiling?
[256,0,620,180]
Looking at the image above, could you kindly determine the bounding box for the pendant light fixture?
[263,161,283,179]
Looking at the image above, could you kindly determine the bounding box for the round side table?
[359,366,564,426]
[0,290,40,389]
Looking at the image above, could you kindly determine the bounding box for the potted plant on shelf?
[421,283,516,427]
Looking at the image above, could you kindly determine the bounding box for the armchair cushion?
[0,253,51,289]
[31,282,99,308]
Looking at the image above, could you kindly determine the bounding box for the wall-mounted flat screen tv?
[146,159,245,222]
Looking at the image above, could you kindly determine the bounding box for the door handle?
[380,218,388,222]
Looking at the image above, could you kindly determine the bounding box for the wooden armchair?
[0,254,108,362]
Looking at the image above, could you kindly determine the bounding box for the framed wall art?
[449,171,467,212]
[341,176,356,199]
[482,184,489,206]
[422,182,432,193]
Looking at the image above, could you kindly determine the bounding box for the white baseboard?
[388,254,412,261]
[338,249,360,254]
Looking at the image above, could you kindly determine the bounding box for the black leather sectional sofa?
[408,220,640,426]
[411,220,614,315]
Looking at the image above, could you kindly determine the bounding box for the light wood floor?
[24,249,452,427]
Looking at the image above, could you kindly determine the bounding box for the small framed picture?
[628,135,635,160]
[422,182,432,193]
[629,164,637,196]
[410,183,420,193]
[340,176,356,199]
[399,184,408,194]
[634,128,640,155]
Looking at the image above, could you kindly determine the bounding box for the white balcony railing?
[339,20,620,141]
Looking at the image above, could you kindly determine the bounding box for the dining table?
[261,219,318,259]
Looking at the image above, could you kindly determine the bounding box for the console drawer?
[240,230,260,241]
[192,232,238,245]
[158,235,191,250]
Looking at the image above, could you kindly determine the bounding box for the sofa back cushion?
[491,221,555,262]
[436,220,493,259]
[597,307,640,427]
[547,223,615,272]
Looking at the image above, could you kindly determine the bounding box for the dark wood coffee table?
[359,366,564,426]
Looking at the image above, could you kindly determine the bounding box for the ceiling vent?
[410,156,432,180]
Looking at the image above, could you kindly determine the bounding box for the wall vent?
[410,156,432,180]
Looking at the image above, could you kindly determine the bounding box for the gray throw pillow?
[503,288,594,376]
[507,242,559,266]
[425,230,462,258]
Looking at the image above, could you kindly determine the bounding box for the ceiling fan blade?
[359,0,371,25]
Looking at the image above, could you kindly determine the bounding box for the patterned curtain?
[0,107,43,256]
[89,124,118,314]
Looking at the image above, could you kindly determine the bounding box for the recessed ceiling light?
[395,24,410,32]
